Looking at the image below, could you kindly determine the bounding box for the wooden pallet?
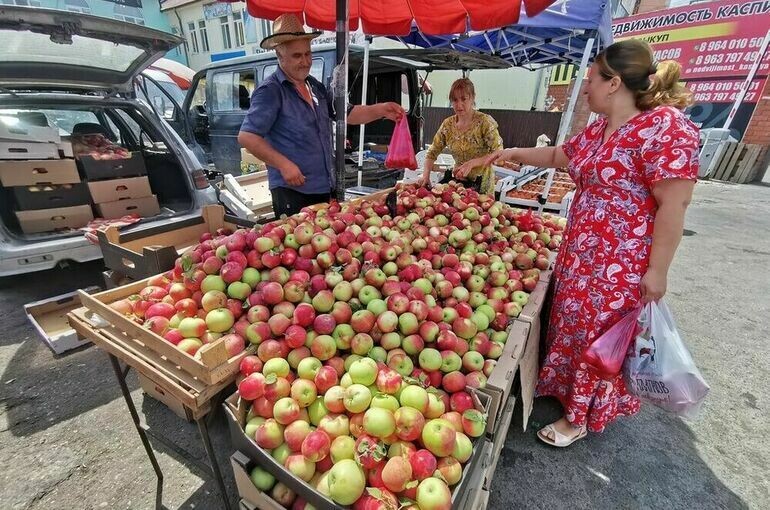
[712,142,763,183]
[68,307,233,419]
[76,277,253,385]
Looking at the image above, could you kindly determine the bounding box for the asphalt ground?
[1,179,768,509]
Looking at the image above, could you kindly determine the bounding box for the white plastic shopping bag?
[624,300,709,419]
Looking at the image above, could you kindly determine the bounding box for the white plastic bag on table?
[624,300,709,419]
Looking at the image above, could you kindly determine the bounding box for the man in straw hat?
[238,13,404,216]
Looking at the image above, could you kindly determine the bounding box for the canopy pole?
[357,37,371,187]
[555,37,594,146]
[724,29,770,130]
[334,0,349,201]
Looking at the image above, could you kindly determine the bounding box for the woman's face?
[585,65,617,115]
[450,92,474,116]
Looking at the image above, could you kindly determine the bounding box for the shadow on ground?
[488,396,748,510]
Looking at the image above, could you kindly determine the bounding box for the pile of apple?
[108,182,566,509]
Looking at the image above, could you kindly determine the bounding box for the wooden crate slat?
[68,313,201,410]
[736,145,761,183]
[723,142,745,181]
[713,142,736,180]
[70,306,208,393]
[77,287,232,384]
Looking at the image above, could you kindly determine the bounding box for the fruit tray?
[98,205,255,281]
[224,390,492,510]
[67,306,233,418]
[75,278,254,385]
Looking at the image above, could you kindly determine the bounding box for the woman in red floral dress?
[461,40,700,446]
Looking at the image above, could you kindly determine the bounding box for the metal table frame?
[107,353,232,510]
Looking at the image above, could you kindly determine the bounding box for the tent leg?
[334,0,349,201]
[357,37,371,188]
[556,37,594,146]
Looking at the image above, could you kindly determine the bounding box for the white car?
[0,7,217,277]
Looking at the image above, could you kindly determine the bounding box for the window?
[550,64,577,85]
[0,0,43,6]
[233,10,246,47]
[211,70,257,111]
[260,18,272,40]
[64,0,90,14]
[263,64,277,80]
[114,5,146,25]
[187,22,199,53]
[199,20,210,52]
[220,16,233,50]
[611,0,635,18]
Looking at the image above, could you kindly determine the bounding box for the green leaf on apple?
[405,480,419,489]
[264,373,277,384]
[433,470,448,483]
[181,254,193,273]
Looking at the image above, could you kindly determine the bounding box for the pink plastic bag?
[385,116,417,170]
[582,307,643,377]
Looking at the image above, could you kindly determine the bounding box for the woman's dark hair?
[594,39,693,110]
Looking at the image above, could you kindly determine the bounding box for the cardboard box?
[0,121,60,143]
[15,204,93,234]
[479,321,528,435]
[95,195,160,219]
[231,452,285,510]
[77,151,146,181]
[137,372,193,421]
[87,176,152,203]
[0,141,60,160]
[11,182,90,211]
[0,159,80,186]
[516,316,541,431]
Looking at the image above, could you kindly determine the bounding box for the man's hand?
[280,161,305,187]
[379,102,405,121]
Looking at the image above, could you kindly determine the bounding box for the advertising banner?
[613,0,770,139]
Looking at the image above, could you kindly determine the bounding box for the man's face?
[277,39,313,83]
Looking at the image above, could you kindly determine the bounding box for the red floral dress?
[536,106,700,432]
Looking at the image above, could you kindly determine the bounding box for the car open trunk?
[0,98,195,241]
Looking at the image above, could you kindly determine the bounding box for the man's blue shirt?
[240,66,335,194]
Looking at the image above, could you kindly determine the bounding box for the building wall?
[12,0,188,64]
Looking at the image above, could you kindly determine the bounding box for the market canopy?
[244,0,558,36]
[392,0,612,68]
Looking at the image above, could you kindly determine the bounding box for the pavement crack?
[23,464,82,509]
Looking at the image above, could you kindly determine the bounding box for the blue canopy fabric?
[391,0,612,68]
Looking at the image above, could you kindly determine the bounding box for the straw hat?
[260,14,322,50]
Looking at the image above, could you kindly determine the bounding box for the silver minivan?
[0,7,217,277]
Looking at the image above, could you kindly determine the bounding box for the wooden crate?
[68,306,233,418]
[97,205,255,280]
[711,142,764,183]
[231,452,285,510]
[24,288,98,354]
[76,278,252,385]
[483,395,516,490]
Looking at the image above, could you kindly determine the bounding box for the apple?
[177,338,203,355]
[179,317,207,338]
[284,420,312,452]
[399,385,429,414]
[323,385,346,414]
[426,392,446,419]
[330,434,356,463]
[308,398,329,426]
[249,465,275,492]
[263,358,290,378]
[327,459,366,505]
[319,413,350,440]
[363,407,397,439]
[436,457,462,486]
[255,418,285,449]
[416,477,451,510]
[450,391,474,413]
[285,454,315,482]
[381,456,412,493]
[351,333,374,356]
[387,352,414,377]
[350,310,376,333]
[302,429,331,462]
[310,334,336,361]
[291,379,318,408]
[239,355,262,377]
[453,431,473,463]
[375,367,402,395]
[409,449,437,481]
[462,351,485,372]
[348,357,378,386]
[355,434,387,470]
[418,348,442,371]
[421,419,456,457]
[293,303,316,327]
[343,384,372,414]
[205,308,234,333]
[393,406,425,442]
[314,365,339,393]
[239,373,266,400]
[462,408,486,437]
[273,397,301,425]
